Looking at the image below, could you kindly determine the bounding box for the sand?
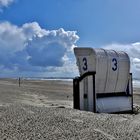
[0,78,140,139]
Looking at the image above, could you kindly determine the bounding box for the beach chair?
[73,47,133,113]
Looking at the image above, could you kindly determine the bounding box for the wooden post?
[19,77,21,87]
[73,77,80,109]
[93,74,96,113]
[130,73,133,113]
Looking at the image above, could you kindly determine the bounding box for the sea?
[22,77,73,82]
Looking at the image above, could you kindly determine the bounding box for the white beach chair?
[73,47,133,113]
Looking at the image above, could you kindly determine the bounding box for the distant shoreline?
[0,77,140,87]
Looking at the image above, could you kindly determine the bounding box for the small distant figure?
[19,77,21,87]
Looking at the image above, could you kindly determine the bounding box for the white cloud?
[0,0,14,9]
[0,22,26,52]
[26,27,79,67]
[104,43,140,79]
[22,22,47,39]
[0,21,79,77]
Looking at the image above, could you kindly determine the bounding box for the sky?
[0,0,140,78]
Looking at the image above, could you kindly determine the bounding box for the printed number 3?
[83,57,88,71]
[112,58,117,71]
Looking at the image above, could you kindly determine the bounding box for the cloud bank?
[1,21,140,78]
[104,43,140,79]
[0,21,79,77]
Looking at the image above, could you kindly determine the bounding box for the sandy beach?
[0,78,140,139]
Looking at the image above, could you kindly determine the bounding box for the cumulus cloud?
[26,28,79,67]
[104,43,140,79]
[0,21,79,77]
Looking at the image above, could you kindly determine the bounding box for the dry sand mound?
[0,104,140,140]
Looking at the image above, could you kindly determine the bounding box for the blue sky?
[0,0,140,78]
[2,0,140,46]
